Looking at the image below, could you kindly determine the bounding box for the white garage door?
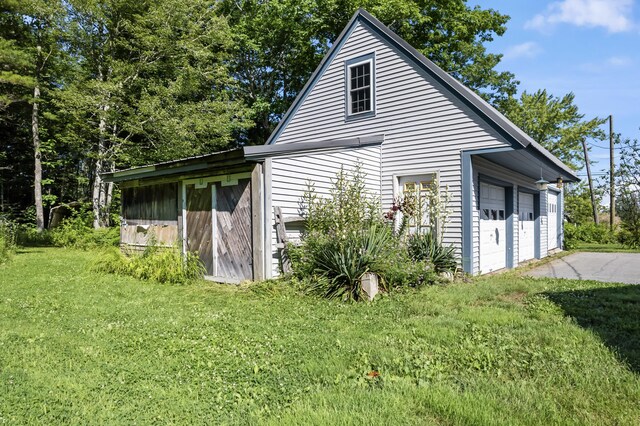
[548,192,558,250]
[480,182,507,273]
[518,192,535,262]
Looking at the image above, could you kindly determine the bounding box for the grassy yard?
[1,248,639,425]
[573,242,640,253]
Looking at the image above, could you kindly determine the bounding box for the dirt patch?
[497,291,528,304]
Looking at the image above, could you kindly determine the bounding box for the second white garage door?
[518,192,535,262]
[480,182,507,273]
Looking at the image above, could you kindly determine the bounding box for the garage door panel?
[480,183,507,273]
[519,192,535,262]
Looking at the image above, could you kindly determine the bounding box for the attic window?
[350,62,371,113]
[346,54,375,119]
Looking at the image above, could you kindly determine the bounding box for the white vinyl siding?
[269,145,382,276]
[272,21,511,260]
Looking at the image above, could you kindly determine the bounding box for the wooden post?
[610,115,615,229]
[273,206,292,274]
[582,139,599,224]
[251,163,265,281]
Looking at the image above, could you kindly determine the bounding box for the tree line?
[0,0,605,231]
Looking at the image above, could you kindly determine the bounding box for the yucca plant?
[307,225,392,301]
[407,231,457,273]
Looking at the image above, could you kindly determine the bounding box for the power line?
[590,143,624,150]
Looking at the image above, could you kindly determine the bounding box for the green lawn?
[1,248,639,425]
[574,242,640,253]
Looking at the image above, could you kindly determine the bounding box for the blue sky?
[471,0,639,184]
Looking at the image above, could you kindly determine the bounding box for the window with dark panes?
[349,62,371,114]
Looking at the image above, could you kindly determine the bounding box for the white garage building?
[106,9,576,281]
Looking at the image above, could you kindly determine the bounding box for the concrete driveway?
[527,252,640,284]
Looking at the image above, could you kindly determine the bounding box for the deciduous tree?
[0,0,66,231]
[61,0,251,227]
[615,135,640,246]
[498,90,606,168]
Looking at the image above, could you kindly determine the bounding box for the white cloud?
[503,42,543,60]
[580,55,634,72]
[525,0,635,33]
[606,56,633,67]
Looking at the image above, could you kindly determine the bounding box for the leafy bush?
[616,190,640,248]
[94,245,205,285]
[614,137,640,248]
[0,220,17,264]
[15,225,53,247]
[50,216,120,249]
[13,204,119,249]
[294,165,392,300]
[302,165,381,238]
[564,222,616,249]
[407,232,458,273]
[376,250,436,288]
[617,228,640,248]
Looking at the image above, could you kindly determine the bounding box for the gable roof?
[266,8,578,181]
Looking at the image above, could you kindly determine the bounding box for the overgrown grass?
[1,248,639,424]
[93,246,205,285]
[49,218,120,249]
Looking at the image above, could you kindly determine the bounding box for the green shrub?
[407,232,458,273]
[302,165,382,238]
[376,249,436,288]
[15,225,53,247]
[13,204,119,249]
[564,222,616,249]
[94,245,205,285]
[617,229,640,248]
[0,221,17,264]
[50,216,120,249]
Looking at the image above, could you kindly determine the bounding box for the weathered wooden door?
[215,179,253,281]
[186,184,214,275]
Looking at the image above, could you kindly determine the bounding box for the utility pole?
[610,115,615,229]
[582,139,599,224]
